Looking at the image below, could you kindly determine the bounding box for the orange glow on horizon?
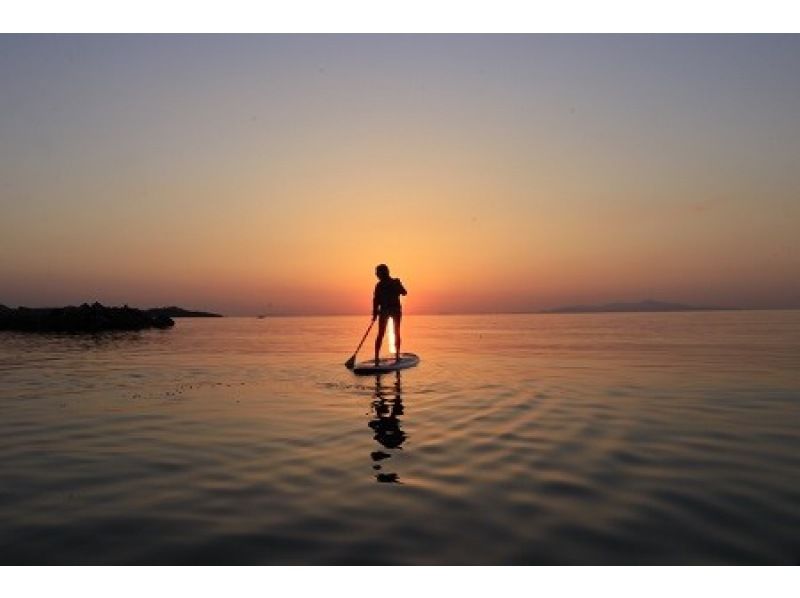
[3,36,800,313]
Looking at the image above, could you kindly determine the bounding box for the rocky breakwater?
[0,302,175,332]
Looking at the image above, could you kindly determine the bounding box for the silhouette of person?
[372,264,407,364]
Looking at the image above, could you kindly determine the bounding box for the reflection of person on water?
[369,372,405,483]
[372,263,407,365]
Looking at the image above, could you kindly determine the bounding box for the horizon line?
[5,303,800,317]
[230,306,800,317]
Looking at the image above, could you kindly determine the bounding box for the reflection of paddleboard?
[352,352,420,375]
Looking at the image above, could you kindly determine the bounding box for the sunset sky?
[2,34,799,315]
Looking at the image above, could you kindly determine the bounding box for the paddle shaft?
[354,319,375,354]
[346,319,375,367]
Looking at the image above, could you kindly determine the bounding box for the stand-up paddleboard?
[352,352,420,375]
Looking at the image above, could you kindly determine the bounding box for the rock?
[0,302,175,333]
[151,314,174,329]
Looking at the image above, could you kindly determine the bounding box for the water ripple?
[2,313,800,563]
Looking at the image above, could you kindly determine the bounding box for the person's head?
[375,264,390,280]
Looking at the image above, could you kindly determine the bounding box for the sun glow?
[387,318,397,355]
[2,36,799,315]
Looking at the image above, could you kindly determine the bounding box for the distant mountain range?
[145,306,222,318]
[539,299,737,314]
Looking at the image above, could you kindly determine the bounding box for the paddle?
[344,319,375,369]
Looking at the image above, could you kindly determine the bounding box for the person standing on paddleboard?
[372,264,407,364]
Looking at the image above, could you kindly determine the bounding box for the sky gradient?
[1,34,799,315]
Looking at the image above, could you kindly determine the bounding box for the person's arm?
[396,278,407,296]
[372,284,379,320]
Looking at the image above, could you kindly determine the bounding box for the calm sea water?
[1,312,799,564]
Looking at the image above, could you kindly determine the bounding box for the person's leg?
[375,314,388,364]
[393,312,402,361]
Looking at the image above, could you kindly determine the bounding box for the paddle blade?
[344,355,356,369]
